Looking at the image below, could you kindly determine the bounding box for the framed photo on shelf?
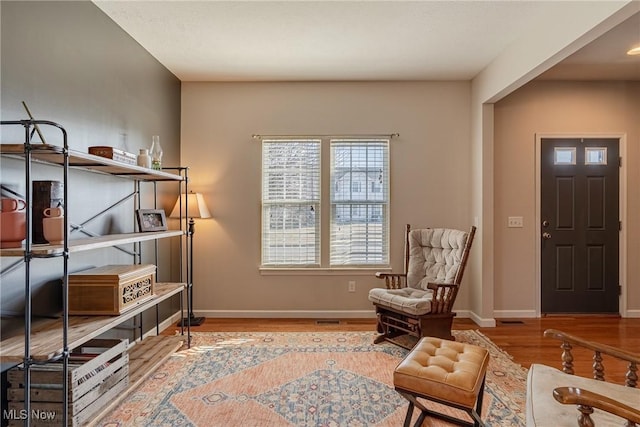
[136,209,168,232]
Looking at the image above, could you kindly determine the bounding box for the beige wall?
[494,80,640,316]
[181,81,474,317]
[467,1,637,325]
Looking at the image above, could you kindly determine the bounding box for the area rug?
[97,330,527,426]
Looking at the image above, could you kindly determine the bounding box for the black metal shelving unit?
[0,119,192,426]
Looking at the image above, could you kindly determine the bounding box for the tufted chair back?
[405,228,470,290]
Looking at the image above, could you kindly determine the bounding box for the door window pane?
[585,147,607,165]
[554,147,576,165]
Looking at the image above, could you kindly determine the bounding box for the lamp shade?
[170,192,211,219]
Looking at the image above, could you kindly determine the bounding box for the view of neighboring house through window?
[261,137,389,268]
[330,139,389,266]
[261,139,321,266]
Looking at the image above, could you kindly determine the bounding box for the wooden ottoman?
[394,337,490,427]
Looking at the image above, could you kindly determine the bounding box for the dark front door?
[540,138,619,313]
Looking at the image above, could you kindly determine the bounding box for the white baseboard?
[465,310,497,328]
[493,310,538,318]
[147,309,638,330]
[196,310,377,319]
[494,309,640,318]
[142,310,182,339]
[196,309,497,328]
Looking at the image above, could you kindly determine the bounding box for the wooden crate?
[6,339,129,427]
[69,264,156,315]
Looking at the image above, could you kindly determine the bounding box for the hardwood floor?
[170,316,640,383]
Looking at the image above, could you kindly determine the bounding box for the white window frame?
[261,139,321,267]
[260,137,390,270]
[330,139,390,267]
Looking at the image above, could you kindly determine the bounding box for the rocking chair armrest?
[375,272,407,289]
[426,282,457,291]
[375,272,406,279]
[425,282,459,313]
[553,387,640,425]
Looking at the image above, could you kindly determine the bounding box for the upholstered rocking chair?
[368,225,476,349]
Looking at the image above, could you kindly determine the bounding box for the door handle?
[542,232,552,239]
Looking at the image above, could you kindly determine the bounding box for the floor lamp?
[170,191,211,326]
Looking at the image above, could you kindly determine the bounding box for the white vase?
[137,148,151,168]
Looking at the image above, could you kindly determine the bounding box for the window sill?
[259,267,392,276]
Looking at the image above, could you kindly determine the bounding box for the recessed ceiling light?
[627,46,640,56]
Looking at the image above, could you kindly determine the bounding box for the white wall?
[181,81,473,317]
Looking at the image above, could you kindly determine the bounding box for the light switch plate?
[508,216,524,228]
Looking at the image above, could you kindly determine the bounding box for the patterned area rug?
[98,330,527,426]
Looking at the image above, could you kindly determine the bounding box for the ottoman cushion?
[394,336,490,409]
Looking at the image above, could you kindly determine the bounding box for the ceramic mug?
[43,216,65,245]
[1,211,26,248]
[1,198,26,212]
[44,207,64,218]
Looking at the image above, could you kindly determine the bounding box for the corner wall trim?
[465,310,497,328]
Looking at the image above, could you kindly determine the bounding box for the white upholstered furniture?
[368,225,476,348]
[527,329,640,427]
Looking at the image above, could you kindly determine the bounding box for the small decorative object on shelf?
[69,264,156,315]
[0,198,27,248]
[32,180,64,244]
[150,135,163,170]
[43,207,65,245]
[136,208,168,232]
[137,148,151,168]
[88,146,137,165]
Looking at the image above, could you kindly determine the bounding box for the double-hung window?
[261,139,321,266]
[261,137,389,268]
[330,140,389,266]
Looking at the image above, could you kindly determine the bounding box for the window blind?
[330,139,389,266]
[261,140,321,266]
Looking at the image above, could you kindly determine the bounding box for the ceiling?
[93,1,640,82]
[538,10,640,81]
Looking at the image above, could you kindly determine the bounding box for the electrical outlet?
[508,216,524,228]
[348,281,356,292]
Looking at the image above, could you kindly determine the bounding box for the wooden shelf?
[0,230,184,257]
[0,283,186,363]
[0,143,183,181]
